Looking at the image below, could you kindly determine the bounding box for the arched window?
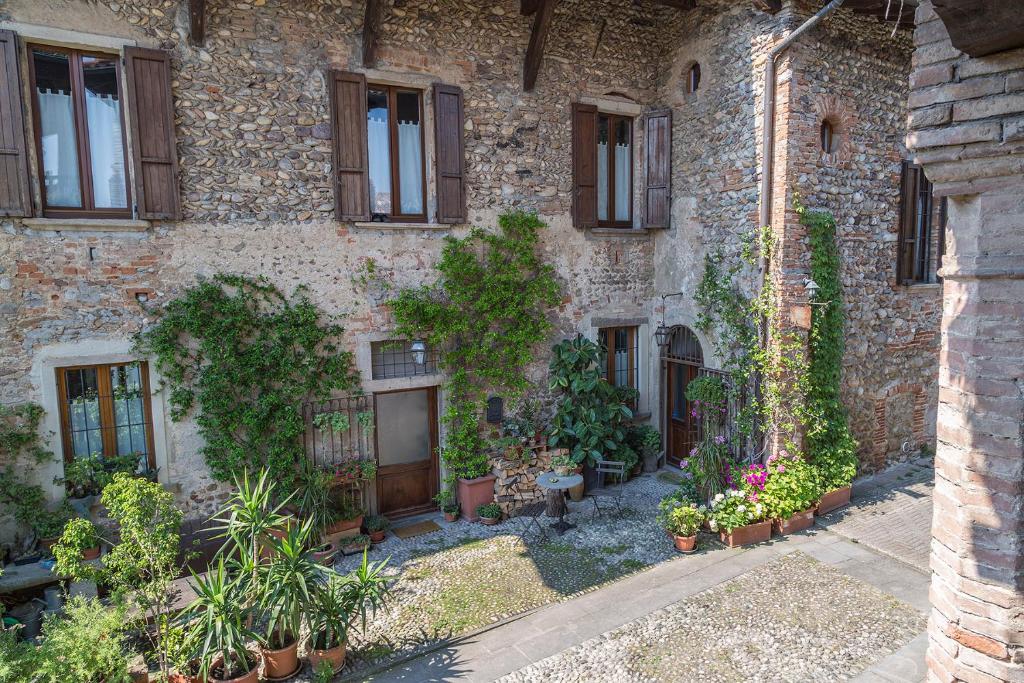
[686,63,701,94]
[820,119,836,154]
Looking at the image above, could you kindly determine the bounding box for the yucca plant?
[258,517,321,650]
[212,470,291,567]
[181,558,261,681]
[306,550,391,651]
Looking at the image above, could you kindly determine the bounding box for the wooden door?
[374,387,439,518]
[665,361,699,468]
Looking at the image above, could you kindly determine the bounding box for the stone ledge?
[353,221,452,230]
[22,218,151,233]
[586,227,652,239]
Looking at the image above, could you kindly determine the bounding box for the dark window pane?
[367,88,392,215]
[82,55,127,209]
[32,49,82,208]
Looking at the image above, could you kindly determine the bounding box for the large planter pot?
[262,639,300,680]
[719,520,772,548]
[325,515,364,536]
[815,485,852,516]
[672,534,697,553]
[772,508,815,536]
[642,450,662,474]
[567,478,585,502]
[307,640,346,675]
[213,669,258,683]
[312,542,337,566]
[457,474,497,522]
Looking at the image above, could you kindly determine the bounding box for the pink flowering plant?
[707,488,766,533]
[759,450,822,520]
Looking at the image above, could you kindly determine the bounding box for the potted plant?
[708,489,770,547]
[476,502,501,526]
[434,489,460,522]
[305,551,391,675]
[551,453,574,477]
[212,470,291,569]
[761,451,822,535]
[325,494,364,536]
[633,424,663,473]
[292,459,336,537]
[813,440,858,515]
[32,596,134,683]
[52,517,101,565]
[257,520,319,680]
[365,514,390,543]
[311,541,338,566]
[660,502,706,553]
[341,534,371,555]
[182,558,262,683]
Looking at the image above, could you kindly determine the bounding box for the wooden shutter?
[433,83,466,224]
[0,30,32,217]
[642,108,672,229]
[897,161,919,284]
[124,47,181,220]
[571,102,597,229]
[329,70,370,221]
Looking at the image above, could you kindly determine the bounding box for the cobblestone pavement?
[497,552,926,683]
[815,456,934,573]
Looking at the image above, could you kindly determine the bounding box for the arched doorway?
[661,325,703,468]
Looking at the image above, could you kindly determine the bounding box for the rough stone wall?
[780,1,938,470]
[906,3,1024,681]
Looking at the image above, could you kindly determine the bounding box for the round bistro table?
[535,471,584,535]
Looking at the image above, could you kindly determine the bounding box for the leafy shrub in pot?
[476,502,501,525]
[708,489,767,534]
[759,451,822,524]
[365,514,390,542]
[659,501,706,553]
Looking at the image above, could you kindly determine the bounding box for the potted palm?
[258,519,320,680]
[305,551,391,675]
[181,558,262,683]
[211,470,291,568]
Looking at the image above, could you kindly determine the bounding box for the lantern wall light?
[655,292,687,348]
[410,339,427,366]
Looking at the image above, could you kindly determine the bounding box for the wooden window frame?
[598,326,638,391]
[597,113,634,229]
[687,63,701,94]
[55,361,156,470]
[27,44,132,219]
[367,83,427,223]
[898,161,942,285]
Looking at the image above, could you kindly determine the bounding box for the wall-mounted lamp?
[410,339,427,366]
[803,278,830,308]
[654,292,687,348]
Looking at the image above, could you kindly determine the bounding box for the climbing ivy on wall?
[0,403,62,538]
[387,211,561,482]
[798,201,859,489]
[136,275,360,490]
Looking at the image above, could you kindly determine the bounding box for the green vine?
[0,404,66,539]
[135,275,360,490]
[386,211,560,483]
[798,200,858,489]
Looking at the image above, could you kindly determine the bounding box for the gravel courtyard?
[497,551,927,683]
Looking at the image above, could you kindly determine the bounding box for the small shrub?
[33,597,133,683]
[476,502,501,519]
[661,503,706,538]
[759,451,822,520]
[365,514,390,533]
[52,517,99,574]
[708,489,766,533]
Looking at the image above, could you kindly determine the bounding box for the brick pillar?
[927,192,1024,682]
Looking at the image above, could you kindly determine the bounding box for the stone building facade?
[905,2,1024,680]
[0,0,936,530]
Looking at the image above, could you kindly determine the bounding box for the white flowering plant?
[708,488,766,533]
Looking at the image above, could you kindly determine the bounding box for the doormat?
[392,520,442,540]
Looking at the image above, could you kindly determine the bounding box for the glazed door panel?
[374,387,439,517]
[665,361,699,468]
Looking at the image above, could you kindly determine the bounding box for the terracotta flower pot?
[312,543,337,566]
[719,519,772,548]
[479,515,500,526]
[672,534,697,553]
[457,474,497,522]
[325,515,363,535]
[262,638,299,680]
[369,530,386,543]
[168,673,204,683]
[81,546,101,561]
[772,508,815,536]
[815,485,852,515]
[443,511,459,523]
[307,639,346,675]
[214,668,258,683]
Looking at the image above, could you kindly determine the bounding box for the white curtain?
[597,141,609,221]
[85,91,127,208]
[397,120,423,215]
[615,142,631,223]
[367,115,391,213]
[37,88,81,207]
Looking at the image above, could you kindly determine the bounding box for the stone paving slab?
[815,457,934,573]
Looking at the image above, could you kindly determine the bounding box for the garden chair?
[507,476,549,545]
[587,459,627,517]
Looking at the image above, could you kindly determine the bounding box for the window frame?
[898,161,944,286]
[366,83,428,223]
[687,63,701,94]
[598,326,638,392]
[596,112,634,229]
[27,43,133,219]
[55,360,156,469]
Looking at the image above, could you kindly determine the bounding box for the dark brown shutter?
[571,102,597,229]
[642,108,671,229]
[897,161,918,285]
[433,83,466,224]
[124,47,181,220]
[0,30,32,217]
[329,70,369,221]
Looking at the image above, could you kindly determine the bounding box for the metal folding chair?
[587,459,627,517]
[508,475,549,545]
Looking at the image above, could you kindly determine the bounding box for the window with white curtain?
[30,46,129,217]
[366,85,426,221]
[596,113,633,228]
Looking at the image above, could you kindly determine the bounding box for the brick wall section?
[906,3,1024,681]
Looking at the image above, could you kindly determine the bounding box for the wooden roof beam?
[523,0,557,92]
[931,0,1024,57]
[651,0,697,8]
[362,0,385,68]
[188,0,206,46]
